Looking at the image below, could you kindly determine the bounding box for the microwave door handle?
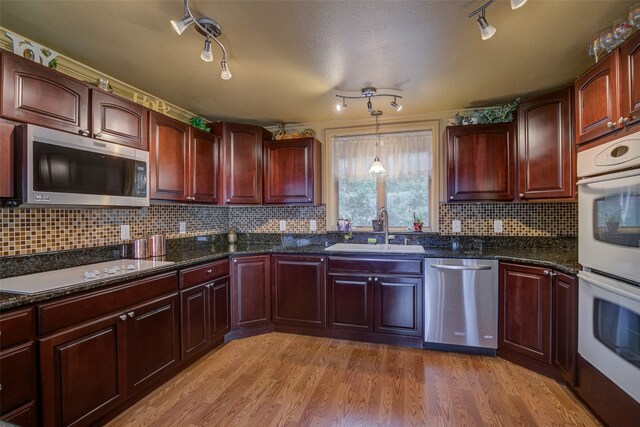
[430,265,493,271]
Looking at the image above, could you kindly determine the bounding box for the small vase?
[228,227,238,244]
[413,222,423,232]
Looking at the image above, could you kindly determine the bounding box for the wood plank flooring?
[107,333,600,426]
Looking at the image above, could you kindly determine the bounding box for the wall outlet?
[452,219,462,233]
[279,220,287,231]
[179,222,187,234]
[120,224,130,240]
[494,219,503,233]
[309,219,317,231]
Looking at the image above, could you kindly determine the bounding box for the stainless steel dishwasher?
[424,258,498,354]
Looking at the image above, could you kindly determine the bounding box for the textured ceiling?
[0,0,630,126]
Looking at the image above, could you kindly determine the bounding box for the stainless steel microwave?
[10,124,149,207]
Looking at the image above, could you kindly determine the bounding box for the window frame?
[325,120,440,232]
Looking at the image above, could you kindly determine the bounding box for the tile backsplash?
[438,202,577,236]
[1,201,574,257]
[1,204,326,256]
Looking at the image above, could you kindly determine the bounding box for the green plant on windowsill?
[412,212,424,232]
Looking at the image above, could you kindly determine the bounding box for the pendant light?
[369,111,386,175]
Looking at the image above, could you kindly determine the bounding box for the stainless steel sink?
[324,243,425,254]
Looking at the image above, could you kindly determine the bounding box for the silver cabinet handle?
[127,311,135,318]
[119,314,127,321]
[368,276,373,282]
[430,264,493,271]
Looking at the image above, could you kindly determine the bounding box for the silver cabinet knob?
[320,258,324,262]
[519,193,525,198]
[119,314,127,321]
[127,311,135,318]
[449,196,454,200]
[607,121,615,128]
[368,277,373,282]
[233,259,238,263]
[226,199,231,204]
[373,277,379,282]
[543,270,551,276]
[207,269,213,273]
[95,132,103,138]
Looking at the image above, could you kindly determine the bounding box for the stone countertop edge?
[0,244,578,311]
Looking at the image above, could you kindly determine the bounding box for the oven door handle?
[577,168,640,185]
[578,271,640,303]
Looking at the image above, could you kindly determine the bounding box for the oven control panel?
[578,133,640,177]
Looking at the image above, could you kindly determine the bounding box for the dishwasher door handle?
[430,264,493,271]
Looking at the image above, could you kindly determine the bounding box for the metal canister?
[131,239,148,259]
[148,234,166,257]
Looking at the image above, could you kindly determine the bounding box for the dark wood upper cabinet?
[517,87,575,201]
[575,51,619,144]
[620,30,640,128]
[91,89,148,150]
[190,128,218,204]
[264,138,321,204]
[0,120,14,198]
[231,255,271,329]
[149,111,190,201]
[215,122,263,205]
[498,263,552,364]
[552,272,578,386]
[272,255,326,329]
[446,123,516,202]
[0,51,89,135]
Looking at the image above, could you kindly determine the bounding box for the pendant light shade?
[477,15,497,40]
[170,15,194,35]
[368,156,386,174]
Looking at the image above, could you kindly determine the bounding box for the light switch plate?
[309,219,317,231]
[179,222,187,234]
[452,219,461,233]
[279,220,287,231]
[494,220,503,233]
[120,224,130,240]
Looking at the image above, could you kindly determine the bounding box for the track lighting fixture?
[171,0,232,80]
[335,87,404,115]
[468,0,526,40]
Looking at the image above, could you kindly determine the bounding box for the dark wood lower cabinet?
[209,276,230,340]
[374,276,423,337]
[126,294,180,395]
[272,255,326,329]
[0,342,38,425]
[328,275,373,332]
[498,262,578,385]
[231,255,271,329]
[39,313,127,427]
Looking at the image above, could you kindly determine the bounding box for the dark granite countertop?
[0,241,578,311]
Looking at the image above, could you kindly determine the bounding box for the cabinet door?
[149,112,190,201]
[328,275,373,332]
[191,128,218,204]
[126,293,180,395]
[0,121,14,198]
[0,51,89,135]
[218,123,262,204]
[264,138,320,204]
[552,272,577,385]
[517,87,574,201]
[575,51,620,144]
[209,276,231,340]
[498,263,552,364]
[91,89,148,150]
[39,314,127,427]
[181,284,209,361]
[1,402,38,427]
[272,255,326,329]
[374,276,422,337]
[231,255,271,328]
[446,123,516,201]
[620,30,640,128]
[0,342,37,419]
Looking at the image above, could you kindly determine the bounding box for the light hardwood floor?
[107,333,600,426]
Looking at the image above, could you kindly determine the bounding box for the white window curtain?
[332,131,433,181]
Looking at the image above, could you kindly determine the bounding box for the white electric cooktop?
[0,259,175,295]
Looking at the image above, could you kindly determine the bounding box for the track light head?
[336,98,347,112]
[200,38,213,62]
[367,98,373,113]
[477,15,496,40]
[220,60,232,80]
[511,0,527,10]
[390,98,403,112]
[171,15,194,35]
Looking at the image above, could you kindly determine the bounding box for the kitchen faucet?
[378,207,390,245]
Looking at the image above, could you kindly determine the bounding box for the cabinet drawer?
[38,272,178,335]
[0,307,35,349]
[180,259,230,289]
[328,257,422,276]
